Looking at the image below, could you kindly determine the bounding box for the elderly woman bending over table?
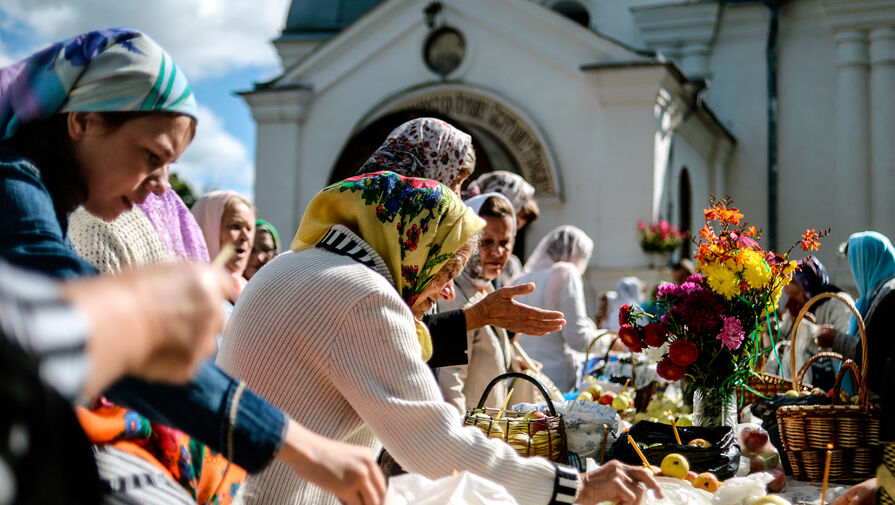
[217,171,660,505]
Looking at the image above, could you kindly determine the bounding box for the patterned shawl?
[292,171,484,360]
[356,118,473,190]
[0,28,197,140]
[465,170,535,214]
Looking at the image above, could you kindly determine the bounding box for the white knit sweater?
[68,206,172,272]
[216,226,575,505]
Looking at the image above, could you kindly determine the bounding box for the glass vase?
[692,389,737,427]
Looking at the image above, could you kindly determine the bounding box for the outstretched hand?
[464,283,565,335]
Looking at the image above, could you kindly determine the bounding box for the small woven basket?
[776,292,883,483]
[464,372,568,463]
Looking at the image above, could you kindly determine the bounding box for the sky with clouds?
[0,0,293,199]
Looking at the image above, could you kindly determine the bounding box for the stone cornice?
[630,1,721,49]
[239,87,312,123]
[821,0,895,32]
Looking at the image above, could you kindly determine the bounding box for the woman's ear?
[66,112,94,142]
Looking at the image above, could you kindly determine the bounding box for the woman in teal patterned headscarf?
[0,28,196,139]
[0,28,198,233]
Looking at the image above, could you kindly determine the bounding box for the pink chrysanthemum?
[716,316,745,350]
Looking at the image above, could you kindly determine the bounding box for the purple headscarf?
[138,188,209,262]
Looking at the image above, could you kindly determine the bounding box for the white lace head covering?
[523,225,594,276]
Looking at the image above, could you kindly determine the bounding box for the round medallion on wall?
[423,26,465,76]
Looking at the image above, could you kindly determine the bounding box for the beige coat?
[437,273,513,413]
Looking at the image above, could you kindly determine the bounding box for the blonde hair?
[225,193,253,212]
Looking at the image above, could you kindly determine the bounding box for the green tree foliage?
[169,172,198,208]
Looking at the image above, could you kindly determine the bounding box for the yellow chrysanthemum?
[704,264,740,299]
[741,249,772,290]
[782,260,798,275]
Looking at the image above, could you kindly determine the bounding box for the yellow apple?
[660,453,690,479]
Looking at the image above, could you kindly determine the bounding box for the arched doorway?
[678,168,692,259]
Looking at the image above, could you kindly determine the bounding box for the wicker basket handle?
[829,358,861,405]
[476,372,558,416]
[580,330,615,384]
[790,292,869,407]
[599,335,637,390]
[795,351,859,401]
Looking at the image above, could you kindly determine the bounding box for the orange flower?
[720,206,744,225]
[745,225,758,237]
[800,228,821,252]
[699,224,714,239]
[704,207,722,221]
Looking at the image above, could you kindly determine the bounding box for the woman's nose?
[146,168,169,195]
[440,280,456,302]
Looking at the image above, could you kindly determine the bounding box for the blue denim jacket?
[0,147,285,472]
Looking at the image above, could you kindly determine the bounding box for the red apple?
[740,426,770,453]
[599,391,617,406]
[766,469,787,492]
[749,455,767,473]
[523,410,548,435]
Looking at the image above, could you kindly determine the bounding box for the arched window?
[551,1,590,28]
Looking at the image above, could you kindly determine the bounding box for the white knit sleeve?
[328,291,571,505]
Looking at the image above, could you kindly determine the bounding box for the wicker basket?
[579,330,615,385]
[464,372,568,463]
[739,365,810,412]
[776,292,883,483]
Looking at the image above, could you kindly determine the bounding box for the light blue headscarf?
[0,28,197,140]
[847,231,895,335]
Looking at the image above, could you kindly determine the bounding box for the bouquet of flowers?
[637,220,687,254]
[620,196,825,426]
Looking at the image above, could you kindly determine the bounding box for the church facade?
[243,0,895,298]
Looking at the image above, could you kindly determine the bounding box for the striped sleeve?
[550,464,580,504]
[0,261,90,402]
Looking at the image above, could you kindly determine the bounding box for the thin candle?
[211,243,235,269]
[821,442,833,505]
[627,432,651,467]
[620,378,631,396]
[600,424,609,464]
[496,387,514,420]
[669,410,682,445]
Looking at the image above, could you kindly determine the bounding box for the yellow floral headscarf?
[291,171,485,360]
